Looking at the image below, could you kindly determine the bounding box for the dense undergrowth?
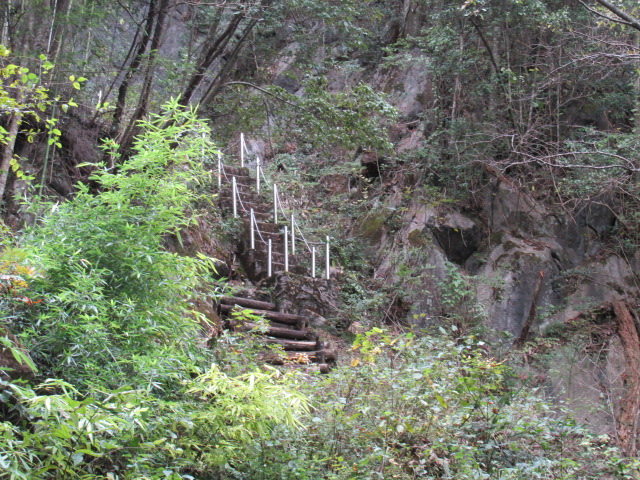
[0,105,636,479]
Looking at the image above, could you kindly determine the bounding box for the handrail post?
[232,176,237,218]
[273,184,278,224]
[291,214,295,255]
[250,208,255,249]
[311,247,316,278]
[217,153,221,188]
[240,133,244,167]
[268,239,272,277]
[256,156,260,193]
[284,226,289,272]
[325,236,330,280]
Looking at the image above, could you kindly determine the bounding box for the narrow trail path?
[215,152,337,373]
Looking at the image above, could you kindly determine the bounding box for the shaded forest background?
[1,0,640,478]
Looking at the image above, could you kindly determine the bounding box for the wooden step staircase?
[218,295,336,373]
[215,160,336,372]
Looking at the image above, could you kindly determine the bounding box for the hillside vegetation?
[1,0,640,478]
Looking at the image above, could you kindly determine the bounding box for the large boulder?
[476,233,565,338]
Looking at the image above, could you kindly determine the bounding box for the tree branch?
[591,0,640,32]
[218,81,297,106]
[578,0,634,27]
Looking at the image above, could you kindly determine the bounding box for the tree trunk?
[613,300,640,457]
[0,107,23,201]
[593,0,640,32]
[47,0,72,61]
[118,0,170,154]
[635,33,640,130]
[178,7,245,107]
[110,0,156,140]
[199,14,261,105]
[1,0,10,46]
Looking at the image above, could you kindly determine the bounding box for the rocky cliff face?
[256,42,640,439]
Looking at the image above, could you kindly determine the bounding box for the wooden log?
[227,320,314,341]
[265,338,318,351]
[285,349,336,362]
[218,304,307,326]
[220,296,277,312]
[613,300,640,457]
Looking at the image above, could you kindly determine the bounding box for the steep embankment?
[234,33,640,449]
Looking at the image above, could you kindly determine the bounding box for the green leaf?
[435,394,448,409]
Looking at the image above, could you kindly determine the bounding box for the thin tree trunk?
[178,8,244,107]
[47,0,73,61]
[119,0,170,154]
[0,105,23,201]
[110,0,156,139]
[635,33,640,130]
[1,0,10,46]
[200,14,261,105]
[613,300,640,457]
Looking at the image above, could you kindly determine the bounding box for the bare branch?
[507,150,639,172]
[220,81,297,106]
[578,0,634,27]
[590,0,640,32]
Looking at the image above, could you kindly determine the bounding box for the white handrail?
[217,135,331,279]
[273,184,278,224]
[291,214,295,255]
[252,209,268,246]
[268,239,272,277]
[284,225,289,272]
[293,216,313,254]
[275,188,288,222]
[232,177,237,217]
[240,133,245,167]
[256,156,261,193]
[325,236,330,280]
[234,180,250,215]
[250,208,255,249]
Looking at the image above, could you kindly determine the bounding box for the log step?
[265,338,319,351]
[285,349,336,363]
[218,304,308,328]
[226,320,316,341]
[220,296,277,311]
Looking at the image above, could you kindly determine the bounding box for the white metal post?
[325,236,330,280]
[284,226,289,272]
[240,133,244,167]
[273,184,278,223]
[311,247,316,278]
[232,177,237,218]
[268,239,272,277]
[256,156,261,193]
[217,153,221,188]
[250,208,255,249]
[291,214,295,255]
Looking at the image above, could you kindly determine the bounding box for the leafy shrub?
[247,329,623,480]
[0,102,312,479]
[0,366,309,480]
[14,101,217,389]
